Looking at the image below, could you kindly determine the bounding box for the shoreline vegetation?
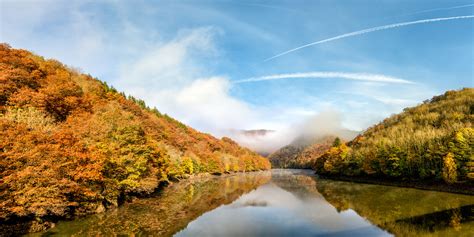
[1,171,270,236]
[0,44,270,236]
[312,88,473,195]
[268,89,473,196]
[317,174,474,196]
[273,168,474,195]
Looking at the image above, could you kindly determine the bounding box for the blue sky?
[1,0,473,151]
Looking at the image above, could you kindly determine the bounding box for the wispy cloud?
[234,72,414,84]
[115,27,261,137]
[264,15,474,61]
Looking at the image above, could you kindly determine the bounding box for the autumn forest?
[0,44,270,234]
[3,0,474,235]
[0,44,473,236]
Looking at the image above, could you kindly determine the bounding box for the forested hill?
[314,88,473,187]
[268,129,358,169]
[268,136,336,168]
[0,44,270,233]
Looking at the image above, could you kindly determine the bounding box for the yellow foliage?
[442,152,457,184]
[312,88,473,182]
[181,157,194,175]
[2,107,55,132]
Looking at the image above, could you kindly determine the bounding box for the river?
[29,169,474,236]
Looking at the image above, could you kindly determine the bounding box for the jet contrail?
[234,72,414,84]
[236,2,298,13]
[264,15,474,62]
[390,3,474,18]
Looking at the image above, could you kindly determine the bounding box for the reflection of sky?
[175,182,391,237]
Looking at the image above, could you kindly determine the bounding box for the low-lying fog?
[229,110,359,155]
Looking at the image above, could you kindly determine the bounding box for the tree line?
[313,88,473,185]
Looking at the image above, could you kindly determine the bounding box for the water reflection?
[395,205,473,233]
[316,179,474,236]
[29,171,271,237]
[30,169,474,237]
[176,169,389,237]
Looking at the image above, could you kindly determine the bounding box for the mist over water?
[231,110,358,154]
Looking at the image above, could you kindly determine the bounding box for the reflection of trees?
[450,209,462,230]
[384,205,474,236]
[36,172,271,237]
[270,170,322,199]
[316,180,474,236]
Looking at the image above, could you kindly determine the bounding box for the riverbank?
[32,169,474,236]
[0,170,270,237]
[317,174,474,195]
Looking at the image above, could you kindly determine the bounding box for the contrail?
[236,2,298,13]
[234,72,414,84]
[264,15,474,62]
[390,3,474,18]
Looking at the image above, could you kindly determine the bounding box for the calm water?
[31,169,474,237]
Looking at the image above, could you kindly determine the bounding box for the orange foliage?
[0,44,270,232]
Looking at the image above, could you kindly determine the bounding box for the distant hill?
[314,88,473,186]
[268,144,306,168]
[240,129,275,137]
[0,44,270,233]
[268,129,358,168]
[289,129,358,147]
[294,137,339,168]
[229,129,277,157]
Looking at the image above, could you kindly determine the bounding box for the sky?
[1,0,473,152]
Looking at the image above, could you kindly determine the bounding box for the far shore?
[317,174,474,195]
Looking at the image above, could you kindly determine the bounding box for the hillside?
[313,88,473,186]
[268,130,358,168]
[267,136,334,168]
[0,44,270,233]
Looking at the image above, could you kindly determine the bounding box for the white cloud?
[118,27,218,90]
[231,109,357,154]
[160,77,257,136]
[115,27,259,136]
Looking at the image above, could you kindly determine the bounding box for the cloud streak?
[391,3,474,18]
[234,72,414,84]
[264,15,474,61]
